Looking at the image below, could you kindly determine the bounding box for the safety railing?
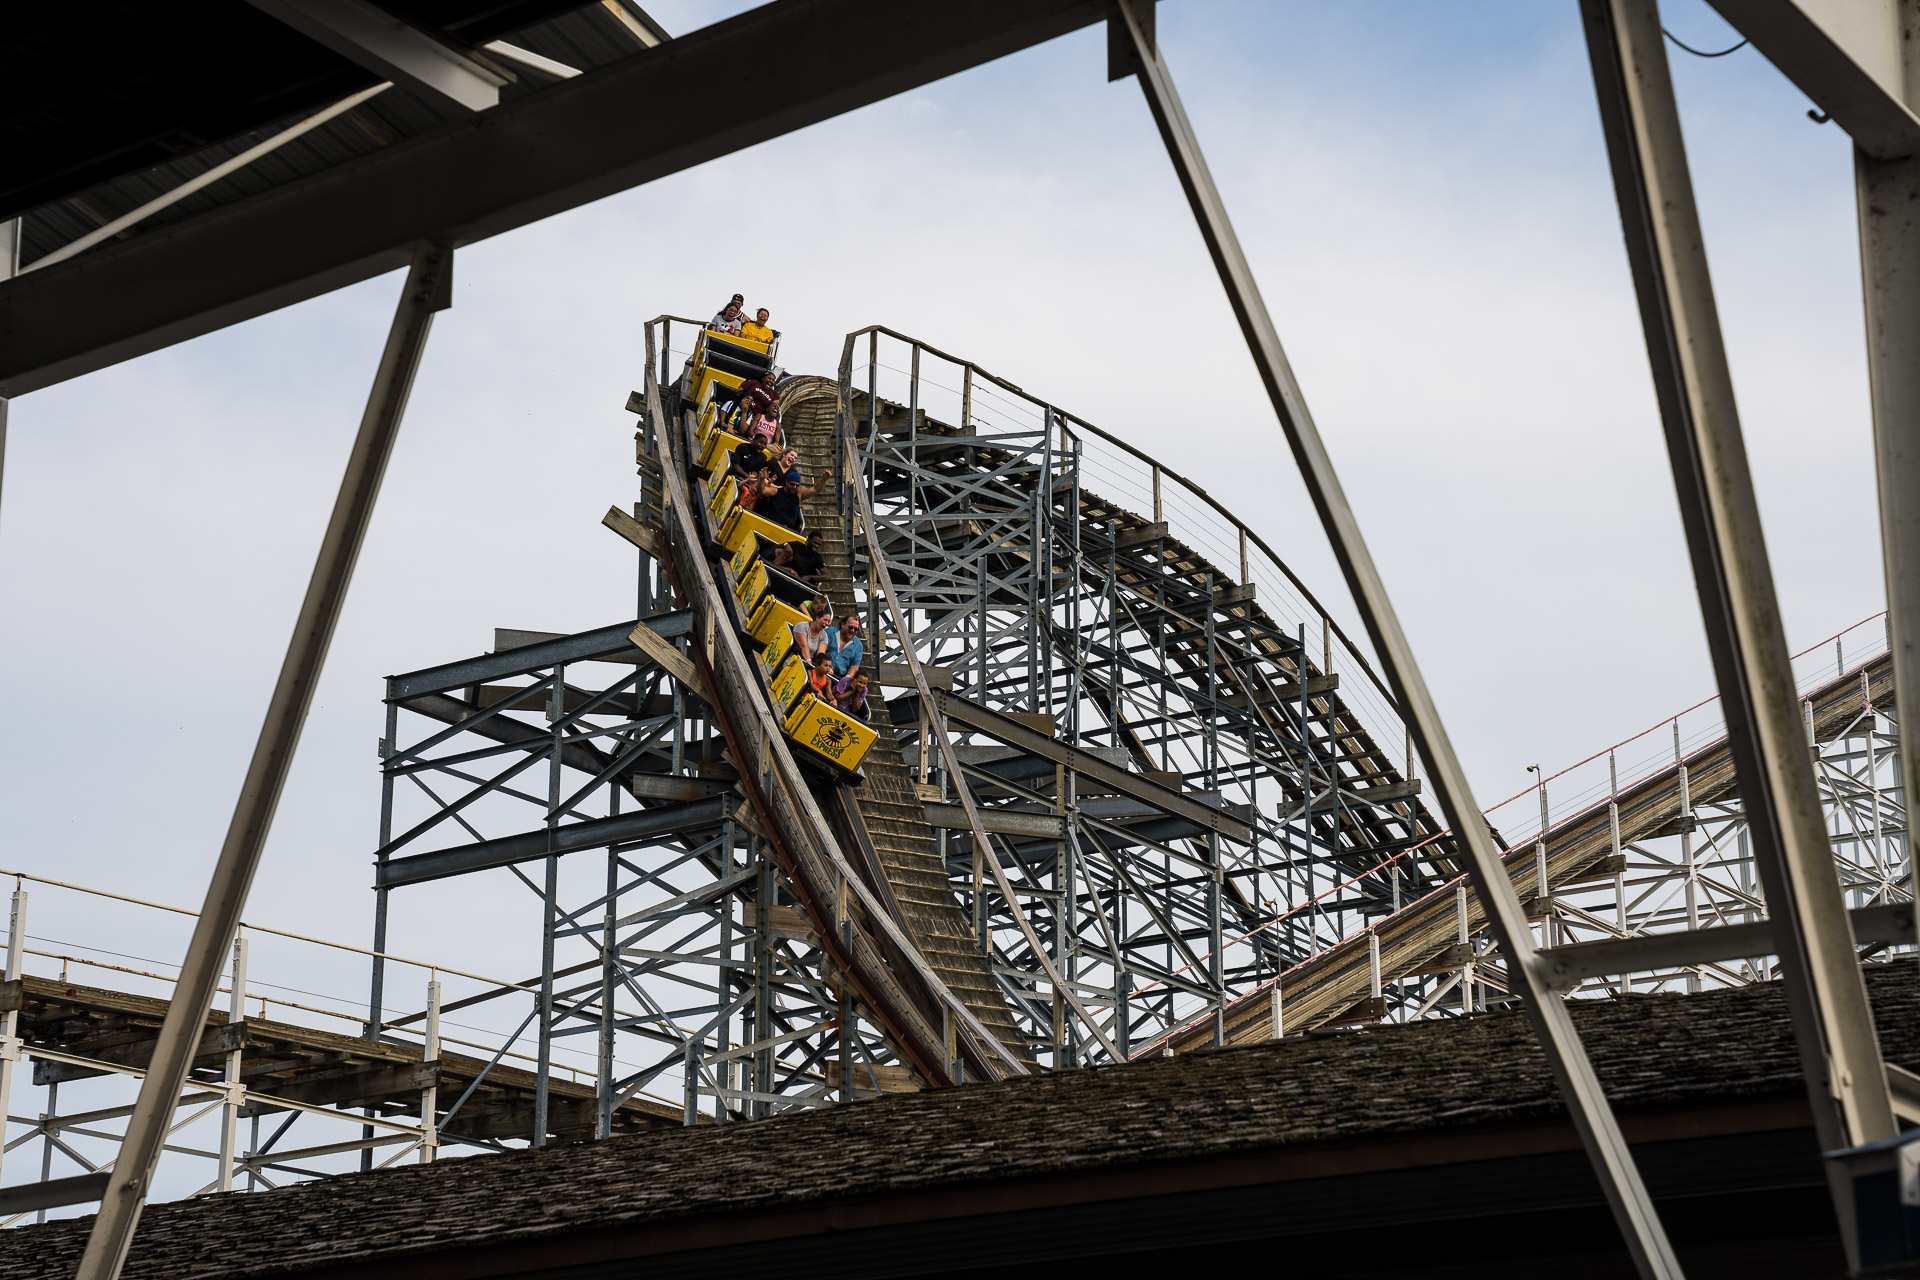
[833,326,1412,778]
[0,866,672,1220]
[1485,610,1894,850]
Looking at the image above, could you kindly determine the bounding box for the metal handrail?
[835,323,1397,709]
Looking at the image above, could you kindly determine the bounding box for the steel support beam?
[1705,1,1920,159]
[1845,4,1920,982]
[1580,2,1898,1270]
[930,690,1254,844]
[386,614,691,699]
[242,0,505,114]
[1538,901,1916,987]
[1685,9,1920,959]
[0,218,14,524]
[0,1171,111,1218]
[74,241,451,1280]
[1111,3,1681,1274]
[376,797,731,888]
[0,0,1109,397]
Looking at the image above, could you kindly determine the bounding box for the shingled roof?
[9,963,1919,1279]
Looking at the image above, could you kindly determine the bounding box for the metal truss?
[834,326,1461,1064]
[824,328,1920,1076]
[1540,663,1911,1002]
[364,424,910,1130]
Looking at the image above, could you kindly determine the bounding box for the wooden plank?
[494,627,648,665]
[602,504,662,557]
[1217,673,1339,708]
[33,1020,247,1085]
[238,1060,439,1114]
[1400,942,1477,977]
[19,975,682,1125]
[628,621,704,693]
[1560,852,1628,884]
[476,686,696,718]
[1317,995,1388,1027]
[626,772,734,803]
[1212,582,1256,606]
[825,1060,922,1094]
[876,662,955,690]
[1112,521,1168,549]
[922,803,1068,840]
[740,904,816,936]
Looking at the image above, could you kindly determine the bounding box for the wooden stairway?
[780,379,1035,1069]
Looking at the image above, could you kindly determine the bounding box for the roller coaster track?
[643,318,1912,1085]
[1161,650,1902,1052]
[643,321,1028,1086]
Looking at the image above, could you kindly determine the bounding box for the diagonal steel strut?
[1110,2,1682,1275]
[75,241,452,1280]
[1579,2,1899,1271]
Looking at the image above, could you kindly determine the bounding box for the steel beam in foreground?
[1712,0,1920,1006]
[1110,2,1681,1275]
[1580,1,1897,1271]
[74,241,452,1280]
[0,0,1110,397]
[1850,23,1920,992]
[242,0,506,115]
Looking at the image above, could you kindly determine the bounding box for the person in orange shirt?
[735,469,778,513]
[808,655,835,700]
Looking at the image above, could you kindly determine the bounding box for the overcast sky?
[0,0,1885,1176]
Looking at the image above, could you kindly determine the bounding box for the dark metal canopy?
[2,1,622,227]
[0,0,1109,397]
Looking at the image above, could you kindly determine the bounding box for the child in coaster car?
[832,669,870,720]
[809,655,835,701]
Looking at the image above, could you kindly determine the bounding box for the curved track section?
[829,329,1457,1062]
[642,320,1024,1087]
[647,321,1913,1083]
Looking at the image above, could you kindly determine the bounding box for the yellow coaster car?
[699,428,749,475]
[783,693,876,776]
[706,474,739,528]
[718,504,805,559]
[760,635,795,678]
[729,532,761,581]
[699,328,772,362]
[747,592,809,653]
[689,363,744,410]
[695,396,722,445]
[734,557,770,614]
[768,653,810,715]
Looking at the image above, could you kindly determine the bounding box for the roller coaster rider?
[755,453,830,531]
[787,531,827,585]
[707,293,745,334]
